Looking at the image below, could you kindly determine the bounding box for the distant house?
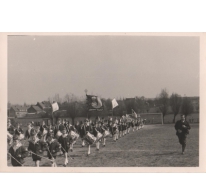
[27,105,44,114]
[37,101,51,110]
[9,106,28,118]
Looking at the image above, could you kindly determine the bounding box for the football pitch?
[7,124,199,167]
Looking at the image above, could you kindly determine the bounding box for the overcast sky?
[8,35,199,104]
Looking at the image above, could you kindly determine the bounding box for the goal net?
[139,113,163,124]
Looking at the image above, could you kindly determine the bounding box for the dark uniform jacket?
[40,125,48,132]
[110,125,117,135]
[8,125,15,135]
[45,139,61,159]
[28,139,46,161]
[75,124,81,134]
[175,120,191,135]
[80,125,92,138]
[92,127,101,137]
[14,128,24,136]
[8,144,28,166]
[54,124,65,136]
[25,128,35,139]
[58,134,70,153]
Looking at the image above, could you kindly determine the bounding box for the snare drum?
[83,132,96,145]
[68,130,79,141]
[96,132,103,142]
[103,130,110,138]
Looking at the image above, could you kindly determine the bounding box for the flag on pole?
[112,99,118,109]
[132,109,137,118]
[52,102,59,112]
[86,94,103,111]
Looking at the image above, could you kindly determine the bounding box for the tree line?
[8,89,197,125]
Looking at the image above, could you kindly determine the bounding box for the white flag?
[132,109,137,118]
[52,102,59,112]
[112,99,118,109]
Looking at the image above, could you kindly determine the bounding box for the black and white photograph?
[4,34,201,170]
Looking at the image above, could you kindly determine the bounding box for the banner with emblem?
[86,95,104,111]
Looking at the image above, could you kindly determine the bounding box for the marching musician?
[81,119,93,156]
[74,121,80,134]
[79,121,86,147]
[126,120,131,134]
[28,130,46,167]
[14,123,24,136]
[40,120,48,133]
[137,115,141,130]
[118,121,123,138]
[58,127,70,167]
[54,119,65,137]
[25,122,34,139]
[122,121,126,136]
[66,121,77,152]
[8,134,28,167]
[131,119,135,131]
[110,122,117,141]
[14,123,24,140]
[100,121,108,147]
[45,132,61,167]
[92,122,102,151]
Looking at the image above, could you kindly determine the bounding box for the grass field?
[7,123,199,167]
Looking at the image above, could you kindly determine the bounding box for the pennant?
[86,95,103,111]
[112,98,118,109]
[52,102,59,112]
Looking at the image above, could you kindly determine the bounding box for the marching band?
[7,115,145,167]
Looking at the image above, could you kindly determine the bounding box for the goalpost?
[139,113,163,125]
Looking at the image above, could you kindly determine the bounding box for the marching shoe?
[70,149,73,152]
[96,148,99,151]
[103,145,105,147]
[63,164,67,167]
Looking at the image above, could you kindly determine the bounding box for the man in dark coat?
[174,114,191,154]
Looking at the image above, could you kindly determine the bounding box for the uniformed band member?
[174,114,191,154]
[54,119,65,137]
[81,119,93,156]
[28,130,46,167]
[14,123,24,136]
[8,134,28,166]
[110,122,118,141]
[92,122,101,151]
[99,122,108,146]
[58,127,70,167]
[25,122,34,139]
[40,121,48,133]
[45,133,61,167]
[126,120,131,134]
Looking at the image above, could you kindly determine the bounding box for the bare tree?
[181,96,194,119]
[170,93,182,123]
[65,94,79,125]
[156,89,169,123]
